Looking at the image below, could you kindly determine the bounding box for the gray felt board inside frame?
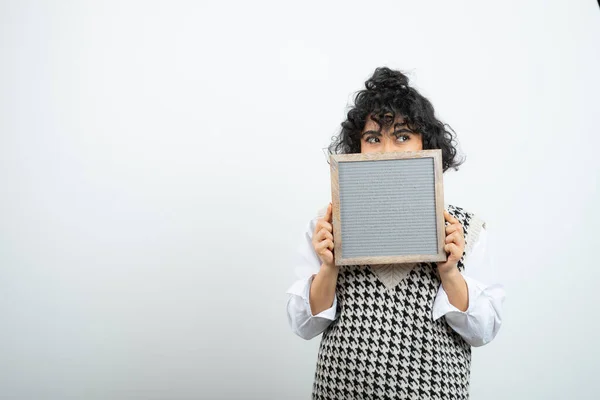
[330,150,447,266]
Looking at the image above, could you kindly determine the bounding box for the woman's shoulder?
[446,203,487,254]
[315,204,328,219]
[446,203,486,226]
[301,204,329,234]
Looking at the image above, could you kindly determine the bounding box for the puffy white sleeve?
[286,214,339,340]
[432,227,506,347]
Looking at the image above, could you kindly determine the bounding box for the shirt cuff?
[432,274,485,321]
[431,273,506,347]
[286,274,338,320]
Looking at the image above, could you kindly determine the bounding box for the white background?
[1,0,599,399]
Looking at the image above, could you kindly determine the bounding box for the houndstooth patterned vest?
[312,204,485,400]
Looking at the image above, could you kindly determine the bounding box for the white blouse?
[286,214,506,347]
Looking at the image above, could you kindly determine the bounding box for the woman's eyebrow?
[393,124,415,134]
[361,130,382,137]
[393,128,413,134]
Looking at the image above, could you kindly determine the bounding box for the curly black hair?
[328,67,464,172]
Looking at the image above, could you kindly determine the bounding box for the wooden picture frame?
[330,150,447,266]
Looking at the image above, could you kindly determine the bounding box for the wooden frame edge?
[433,150,448,262]
[330,155,342,266]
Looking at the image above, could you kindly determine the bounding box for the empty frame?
[330,150,447,266]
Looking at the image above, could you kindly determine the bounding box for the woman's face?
[360,114,423,153]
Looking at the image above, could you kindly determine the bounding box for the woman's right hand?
[312,203,335,269]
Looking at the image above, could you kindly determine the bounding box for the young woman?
[286,67,505,399]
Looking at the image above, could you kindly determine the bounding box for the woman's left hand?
[437,210,465,276]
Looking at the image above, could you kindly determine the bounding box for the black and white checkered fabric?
[312,205,477,400]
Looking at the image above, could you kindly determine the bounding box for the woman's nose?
[382,138,395,153]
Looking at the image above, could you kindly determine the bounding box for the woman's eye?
[396,135,410,143]
[366,136,380,144]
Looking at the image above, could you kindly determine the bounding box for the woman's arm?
[286,204,340,340]
[439,268,468,312]
[309,263,339,315]
[437,210,469,311]
[433,227,506,347]
[308,203,338,315]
